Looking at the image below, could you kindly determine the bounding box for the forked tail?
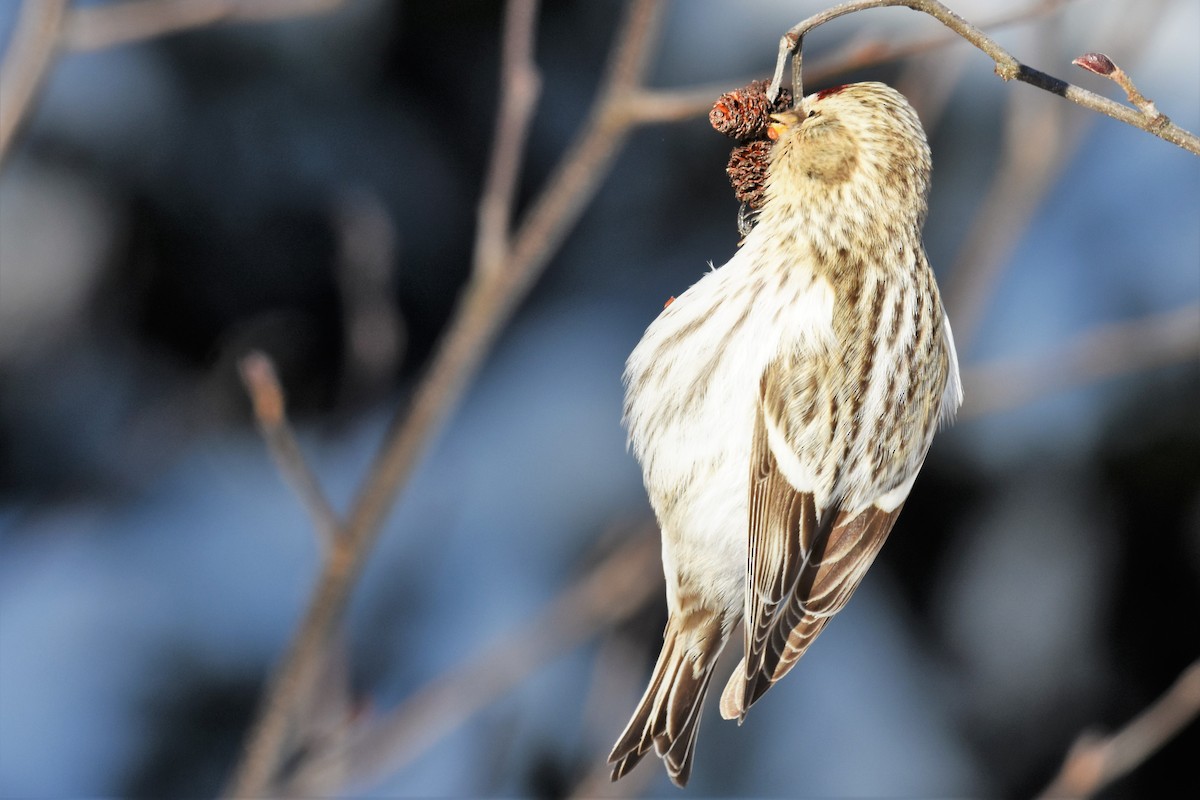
[608,612,727,787]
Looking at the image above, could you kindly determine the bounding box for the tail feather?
[609,612,726,787]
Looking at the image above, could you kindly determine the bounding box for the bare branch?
[0,0,69,169]
[619,0,1073,126]
[959,305,1200,420]
[474,0,542,277]
[503,0,664,294]
[61,0,347,52]
[223,1,667,794]
[767,0,1200,155]
[238,352,342,552]
[1036,657,1200,799]
[318,531,662,793]
[943,0,1166,352]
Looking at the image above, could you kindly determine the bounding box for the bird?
[608,81,962,787]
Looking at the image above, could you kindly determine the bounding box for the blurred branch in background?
[61,0,347,52]
[226,0,672,793]
[0,0,347,169]
[1037,657,1200,799]
[303,528,663,795]
[0,0,68,167]
[332,190,405,403]
[238,353,342,553]
[960,304,1200,421]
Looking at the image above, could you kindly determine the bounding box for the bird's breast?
[623,250,835,504]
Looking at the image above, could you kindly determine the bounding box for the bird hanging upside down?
[609,81,963,787]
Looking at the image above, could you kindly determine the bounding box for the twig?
[474,0,542,277]
[959,304,1200,420]
[319,531,663,793]
[766,0,1200,155]
[1072,52,1164,123]
[1036,657,1200,799]
[942,0,1164,353]
[223,1,666,794]
[60,0,347,52]
[0,0,69,169]
[621,0,1072,126]
[238,352,342,552]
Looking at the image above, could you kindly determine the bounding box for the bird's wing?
[721,356,903,721]
[937,311,964,428]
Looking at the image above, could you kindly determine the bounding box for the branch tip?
[239,351,285,427]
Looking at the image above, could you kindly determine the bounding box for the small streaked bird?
[608,81,962,787]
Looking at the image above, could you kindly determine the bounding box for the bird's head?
[762,82,932,228]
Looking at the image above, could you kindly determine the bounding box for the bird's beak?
[767,114,788,141]
[768,110,796,141]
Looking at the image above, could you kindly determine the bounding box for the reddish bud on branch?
[1072,52,1116,77]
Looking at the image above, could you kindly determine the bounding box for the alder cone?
[709,80,793,141]
[711,80,793,217]
[726,140,773,209]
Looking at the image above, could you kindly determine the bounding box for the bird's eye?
[806,109,820,119]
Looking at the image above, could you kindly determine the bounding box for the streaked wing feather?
[768,504,901,683]
[737,370,828,717]
[736,360,905,716]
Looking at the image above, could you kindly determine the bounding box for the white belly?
[623,247,835,613]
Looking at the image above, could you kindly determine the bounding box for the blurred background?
[1,0,1197,796]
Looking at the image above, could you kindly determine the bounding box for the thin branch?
[1036,657,1200,799]
[474,0,542,277]
[619,0,1073,126]
[238,352,342,552]
[959,304,1200,420]
[766,0,1200,155]
[0,0,69,169]
[1073,51,1164,121]
[942,0,1167,353]
[223,1,666,794]
[323,531,662,792]
[502,0,663,298]
[60,0,347,52]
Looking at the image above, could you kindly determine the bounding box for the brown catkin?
[711,80,794,215]
[709,80,793,141]
[726,140,773,209]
